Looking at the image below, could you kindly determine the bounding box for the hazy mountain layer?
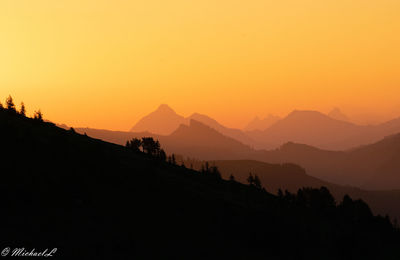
[131,105,400,151]
[78,121,400,190]
[181,159,400,220]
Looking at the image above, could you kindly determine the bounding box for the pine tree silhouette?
[126,138,142,152]
[33,110,43,121]
[6,95,16,112]
[253,174,262,190]
[247,172,254,185]
[20,102,26,116]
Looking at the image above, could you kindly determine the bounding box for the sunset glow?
[1,0,400,130]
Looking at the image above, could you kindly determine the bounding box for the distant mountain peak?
[328,107,349,122]
[244,114,280,131]
[130,104,185,135]
[285,110,328,120]
[156,104,176,113]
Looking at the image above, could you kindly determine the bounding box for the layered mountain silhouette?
[246,110,365,150]
[247,110,400,150]
[80,120,256,160]
[130,105,400,151]
[181,159,400,219]
[262,134,400,190]
[244,115,281,131]
[75,119,400,217]
[188,113,257,146]
[130,104,257,147]
[78,119,400,190]
[3,104,399,259]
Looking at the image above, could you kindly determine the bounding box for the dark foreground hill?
[1,109,400,259]
[181,159,400,220]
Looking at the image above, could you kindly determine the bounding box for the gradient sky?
[1,0,400,130]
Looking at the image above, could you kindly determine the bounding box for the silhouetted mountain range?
[188,113,257,146]
[130,105,400,151]
[247,110,370,150]
[3,103,399,259]
[263,133,400,190]
[130,105,257,147]
[80,120,255,160]
[248,110,400,150]
[180,159,400,219]
[77,120,400,190]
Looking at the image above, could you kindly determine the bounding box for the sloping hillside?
[1,108,399,259]
[186,160,400,220]
[79,120,259,160]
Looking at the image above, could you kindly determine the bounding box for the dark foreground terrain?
[1,108,399,259]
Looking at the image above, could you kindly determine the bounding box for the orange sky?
[1,0,400,130]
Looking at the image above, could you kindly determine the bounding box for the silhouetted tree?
[318,186,336,208]
[339,194,372,220]
[20,102,26,116]
[295,187,335,211]
[126,138,142,152]
[247,172,254,185]
[33,110,43,121]
[277,189,284,198]
[6,95,16,112]
[284,190,295,202]
[158,149,167,162]
[229,174,235,181]
[142,137,160,156]
[253,174,262,190]
[210,166,222,179]
[0,102,3,110]
[69,127,76,133]
[171,154,176,165]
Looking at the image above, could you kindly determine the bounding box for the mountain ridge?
[77,122,400,190]
[130,105,400,151]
